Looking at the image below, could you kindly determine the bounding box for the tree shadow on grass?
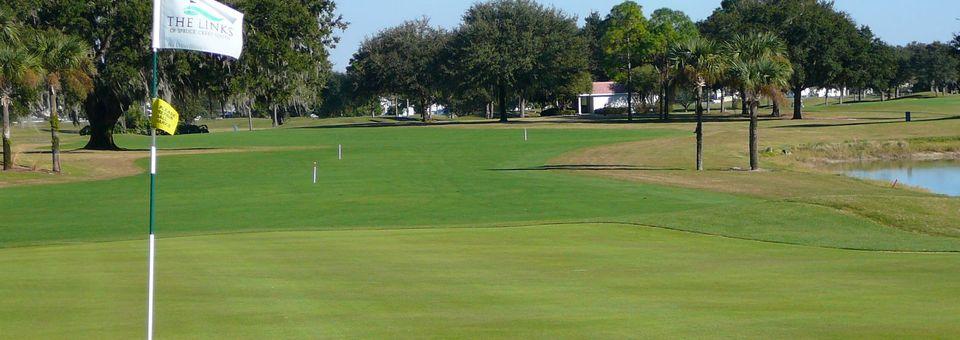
[109,147,221,152]
[293,117,519,129]
[293,114,771,130]
[489,164,683,171]
[12,147,220,155]
[772,115,960,129]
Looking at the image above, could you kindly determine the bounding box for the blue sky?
[328,0,960,71]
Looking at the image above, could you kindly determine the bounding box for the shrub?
[123,106,151,135]
[540,108,576,116]
[595,107,627,115]
[167,124,210,135]
[80,123,209,136]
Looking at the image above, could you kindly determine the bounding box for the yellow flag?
[151,98,180,135]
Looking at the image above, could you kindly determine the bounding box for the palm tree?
[0,8,18,45]
[670,37,724,171]
[0,10,27,171]
[32,30,95,173]
[726,32,793,171]
[0,43,41,171]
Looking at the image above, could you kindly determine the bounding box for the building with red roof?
[577,81,629,114]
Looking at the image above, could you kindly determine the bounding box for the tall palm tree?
[670,37,724,171]
[0,10,28,171]
[33,30,95,173]
[0,45,40,171]
[726,32,793,171]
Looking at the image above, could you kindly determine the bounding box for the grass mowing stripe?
[1,224,958,338]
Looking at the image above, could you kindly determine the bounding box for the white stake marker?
[338,144,343,160]
[524,128,528,141]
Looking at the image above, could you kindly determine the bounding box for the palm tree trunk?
[518,95,525,119]
[695,86,704,171]
[720,89,726,113]
[420,98,428,122]
[706,90,711,114]
[792,86,804,120]
[2,95,12,171]
[658,85,665,119]
[771,100,780,117]
[498,84,508,123]
[749,98,760,171]
[246,101,253,131]
[272,105,278,128]
[50,87,62,173]
[739,88,748,116]
[665,82,675,120]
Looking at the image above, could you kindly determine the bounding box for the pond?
[839,160,960,197]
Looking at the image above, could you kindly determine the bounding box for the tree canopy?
[349,18,448,121]
[449,0,587,122]
[9,0,345,149]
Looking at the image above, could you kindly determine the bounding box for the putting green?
[1,224,958,338]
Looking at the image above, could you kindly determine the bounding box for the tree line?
[2,0,960,172]
[1,0,346,161]
[339,0,960,170]
[346,1,588,122]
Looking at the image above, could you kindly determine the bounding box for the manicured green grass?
[2,224,958,338]
[2,96,960,338]
[3,127,957,250]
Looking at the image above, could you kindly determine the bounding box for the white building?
[578,82,629,114]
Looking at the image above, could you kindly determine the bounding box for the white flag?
[152,0,244,59]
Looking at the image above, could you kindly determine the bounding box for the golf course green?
[2,96,960,338]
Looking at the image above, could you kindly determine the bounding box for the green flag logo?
[184,5,224,22]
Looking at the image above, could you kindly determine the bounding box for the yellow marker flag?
[151,98,180,135]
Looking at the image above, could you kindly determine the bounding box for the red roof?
[591,82,627,95]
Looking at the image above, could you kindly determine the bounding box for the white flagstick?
[146,78,158,340]
[146,232,156,340]
[524,128,528,141]
[147,0,246,338]
[313,161,318,184]
[147,0,160,335]
[338,144,342,160]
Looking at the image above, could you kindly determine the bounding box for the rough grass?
[554,94,960,239]
[780,135,960,163]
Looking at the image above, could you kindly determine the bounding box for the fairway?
[4,127,958,250]
[3,225,960,339]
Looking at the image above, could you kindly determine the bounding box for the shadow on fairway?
[293,114,769,130]
[489,164,683,171]
[294,119,505,129]
[9,147,224,155]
